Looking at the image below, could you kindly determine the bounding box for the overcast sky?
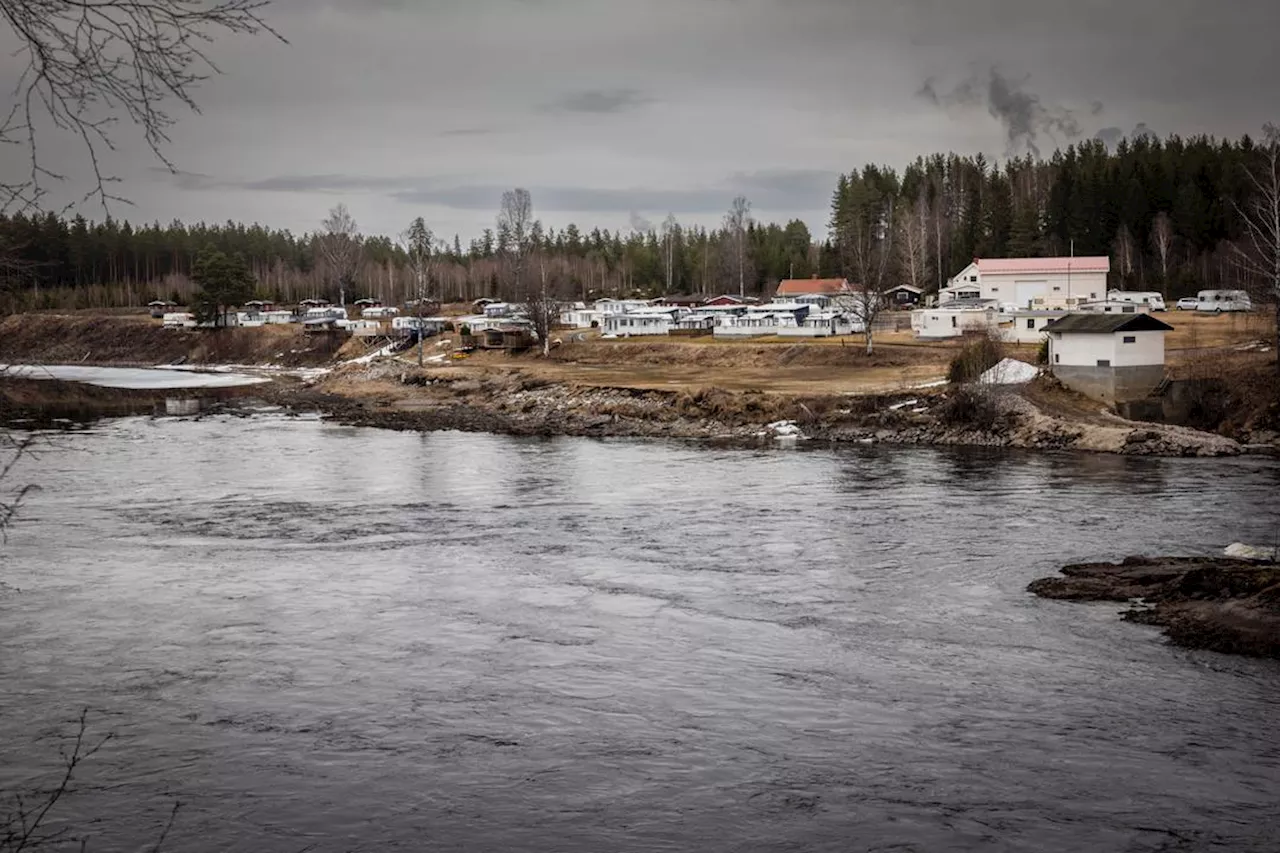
[5,0,1278,242]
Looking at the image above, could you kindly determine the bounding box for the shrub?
[937,384,1004,432]
[948,335,1003,383]
[1036,337,1050,365]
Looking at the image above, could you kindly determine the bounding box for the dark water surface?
[2,415,1279,852]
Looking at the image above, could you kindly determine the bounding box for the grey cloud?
[1094,122,1159,151]
[920,68,1084,156]
[540,88,654,115]
[165,168,838,219]
[438,127,498,137]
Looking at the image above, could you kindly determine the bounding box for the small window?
[1026,319,1035,329]
[1122,335,1136,344]
[1052,286,1061,292]
[1054,354,1060,364]
[1097,359,1111,367]
[970,275,978,282]
[951,317,958,328]
[1122,305,1136,313]
[1090,293,1098,299]
[991,287,1000,293]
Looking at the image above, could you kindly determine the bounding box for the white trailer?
[1195,289,1253,313]
[1107,290,1166,311]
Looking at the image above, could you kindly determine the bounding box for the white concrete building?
[1044,313,1174,404]
[941,257,1111,308]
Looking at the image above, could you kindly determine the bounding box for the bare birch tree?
[661,213,678,294]
[0,0,283,215]
[400,217,436,366]
[1114,224,1136,284]
[724,196,752,298]
[497,188,535,298]
[318,204,362,308]
[1232,123,1280,371]
[527,258,559,357]
[895,195,930,292]
[1151,211,1174,298]
[834,174,896,354]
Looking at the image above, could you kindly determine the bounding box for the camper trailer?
[1106,291,1166,311]
[1194,290,1253,313]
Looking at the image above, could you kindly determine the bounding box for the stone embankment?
[260,363,1247,457]
[1030,556,1280,659]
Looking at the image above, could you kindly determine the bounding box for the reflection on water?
[1,416,1279,852]
[1,363,269,389]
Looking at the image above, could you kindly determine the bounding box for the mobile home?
[1194,290,1253,312]
[1107,290,1166,311]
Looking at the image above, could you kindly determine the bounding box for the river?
[2,414,1278,852]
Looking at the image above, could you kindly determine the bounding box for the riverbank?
[1029,556,1280,659]
[1,313,1274,456]
[253,362,1249,456]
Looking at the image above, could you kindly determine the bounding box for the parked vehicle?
[1106,290,1166,311]
[1195,289,1253,313]
[1175,297,1200,311]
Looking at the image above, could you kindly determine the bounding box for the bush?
[1036,337,1050,365]
[948,335,1003,383]
[937,384,1004,431]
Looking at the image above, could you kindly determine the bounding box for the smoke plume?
[919,68,1085,157]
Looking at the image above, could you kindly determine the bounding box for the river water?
[2,415,1279,852]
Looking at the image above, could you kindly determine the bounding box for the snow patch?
[1224,542,1278,561]
[979,358,1039,386]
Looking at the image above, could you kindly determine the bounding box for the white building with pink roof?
[940,256,1111,309]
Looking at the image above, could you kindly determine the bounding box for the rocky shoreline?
[251,363,1251,457]
[0,358,1269,457]
[1029,556,1280,659]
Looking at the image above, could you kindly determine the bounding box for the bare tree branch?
[1230,123,1280,371]
[0,0,285,215]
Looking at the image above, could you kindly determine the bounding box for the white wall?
[1050,330,1164,367]
[911,309,998,339]
[981,271,1107,306]
[1000,314,1063,344]
[1111,330,1165,366]
[605,315,671,336]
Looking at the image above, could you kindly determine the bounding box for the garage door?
[1014,279,1048,307]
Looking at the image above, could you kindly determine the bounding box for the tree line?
[1,130,1277,312]
[830,132,1277,301]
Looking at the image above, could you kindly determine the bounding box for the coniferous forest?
[0,132,1274,311]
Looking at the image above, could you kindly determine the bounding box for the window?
[951,317,958,328]
[1054,354,1060,363]
[1026,319,1036,329]
[991,287,1000,293]
[1052,286,1061,292]
[1097,359,1111,367]
[970,275,978,282]
[1123,335,1136,344]
[1122,305,1136,313]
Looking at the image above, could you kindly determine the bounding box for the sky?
[3,0,1279,243]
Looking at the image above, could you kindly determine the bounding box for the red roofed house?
[941,257,1111,309]
[775,277,855,299]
